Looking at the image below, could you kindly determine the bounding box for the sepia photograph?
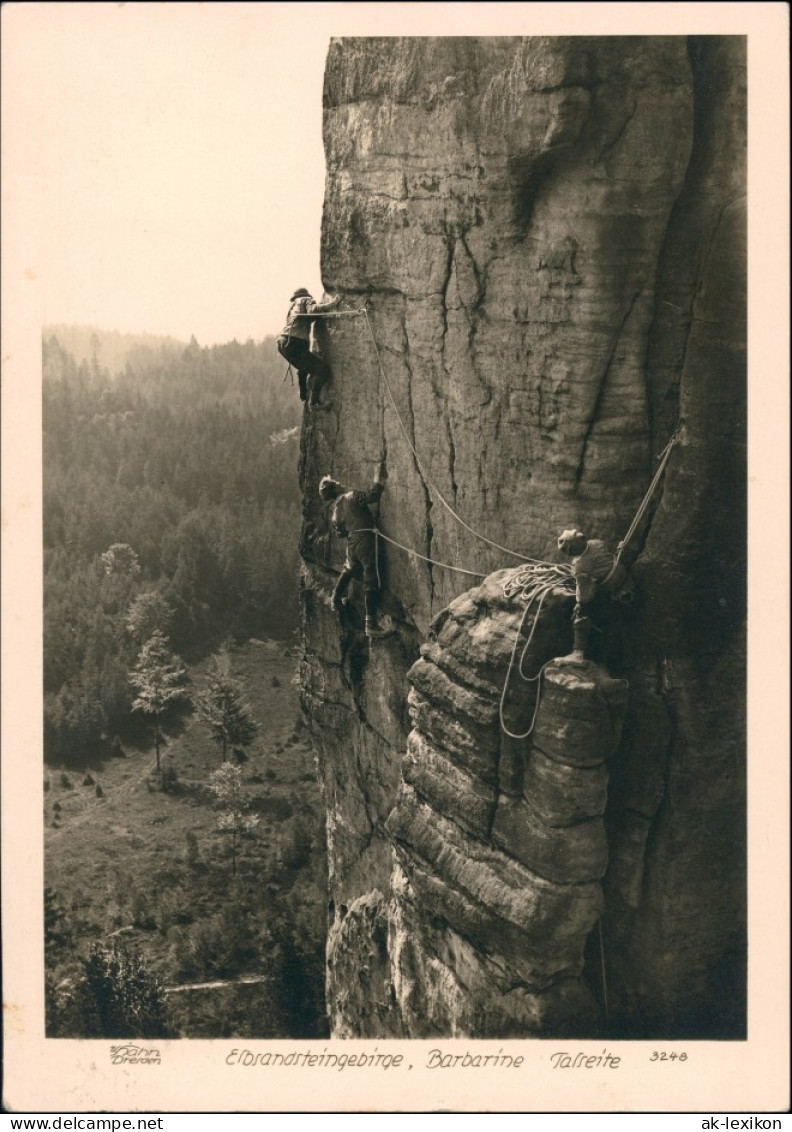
[1,1,788,1116]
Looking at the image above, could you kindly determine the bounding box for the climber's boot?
[331,578,349,619]
[364,589,392,638]
[554,608,591,666]
[365,617,392,639]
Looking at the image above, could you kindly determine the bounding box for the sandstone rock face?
[299,36,745,1038]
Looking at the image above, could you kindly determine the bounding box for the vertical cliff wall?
[298,36,746,1038]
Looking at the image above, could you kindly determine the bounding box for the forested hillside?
[45,640,328,1040]
[43,331,302,764]
[43,324,186,374]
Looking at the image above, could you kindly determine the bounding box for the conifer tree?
[129,630,188,772]
[194,650,257,762]
[44,886,72,1035]
[208,762,259,878]
[101,543,140,577]
[44,886,71,956]
[125,590,174,644]
[71,941,170,1038]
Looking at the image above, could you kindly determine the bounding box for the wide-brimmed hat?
[319,475,341,501]
[290,287,311,301]
[558,527,586,549]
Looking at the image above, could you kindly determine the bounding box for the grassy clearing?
[45,639,328,1038]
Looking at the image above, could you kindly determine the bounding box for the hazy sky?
[2,2,782,346]
[5,4,334,344]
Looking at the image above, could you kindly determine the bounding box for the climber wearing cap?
[319,469,389,639]
[555,528,629,665]
[277,288,342,408]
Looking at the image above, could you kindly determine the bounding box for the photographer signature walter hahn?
[109,1045,161,1065]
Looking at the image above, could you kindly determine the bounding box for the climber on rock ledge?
[319,466,391,639]
[277,287,341,408]
[554,528,631,667]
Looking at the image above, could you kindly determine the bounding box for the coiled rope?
[503,562,574,602]
[364,309,555,568]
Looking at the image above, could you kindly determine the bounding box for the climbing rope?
[603,422,683,583]
[282,306,367,382]
[359,527,487,579]
[303,306,370,320]
[498,564,576,740]
[364,309,555,568]
[498,602,551,741]
[504,561,574,601]
[598,918,609,1028]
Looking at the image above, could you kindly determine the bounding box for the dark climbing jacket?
[331,483,385,539]
[281,294,338,342]
[571,539,625,604]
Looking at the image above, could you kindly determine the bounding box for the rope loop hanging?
[360,527,486,579]
[498,564,576,740]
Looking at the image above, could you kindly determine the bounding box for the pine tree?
[194,650,257,761]
[70,941,170,1038]
[125,590,174,644]
[208,763,259,878]
[129,630,188,772]
[44,886,71,956]
[44,886,72,1035]
[101,543,140,577]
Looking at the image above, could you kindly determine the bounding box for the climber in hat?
[277,287,342,408]
[555,528,628,665]
[319,468,390,639]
